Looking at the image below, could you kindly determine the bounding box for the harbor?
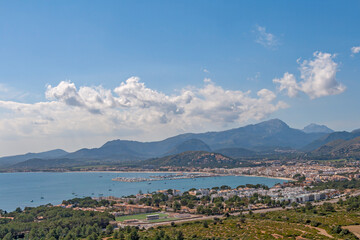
[111,173,220,182]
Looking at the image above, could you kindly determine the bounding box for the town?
[56,160,360,229]
[205,160,360,183]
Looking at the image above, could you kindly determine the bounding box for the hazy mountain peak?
[256,118,290,129]
[0,149,68,167]
[302,123,334,134]
[352,129,360,134]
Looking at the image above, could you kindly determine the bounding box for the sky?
[0,0,359,156]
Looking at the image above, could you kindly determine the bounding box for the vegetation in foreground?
[2,195,360,239]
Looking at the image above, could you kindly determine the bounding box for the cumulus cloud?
[273,52,346,99]
[351,46,360,56]
[0,78,287,154]
[255,25,279,49]
[46,81,116,114]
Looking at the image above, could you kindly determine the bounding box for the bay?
[0,172,286,212]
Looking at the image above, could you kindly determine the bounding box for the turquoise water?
[0,172,286,211]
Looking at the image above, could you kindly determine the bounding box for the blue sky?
[0,0,359,156]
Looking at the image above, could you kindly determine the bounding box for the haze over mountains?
[302,124,334,134]
[1,119,359,169]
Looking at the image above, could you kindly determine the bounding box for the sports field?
[115,212,168,222]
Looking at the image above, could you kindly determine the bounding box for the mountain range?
[1,119,359,169]
[311,136,360,158]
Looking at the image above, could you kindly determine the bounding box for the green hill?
[142,151,236,168]
[312,136,360,158]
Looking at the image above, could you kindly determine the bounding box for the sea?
[0,172,286,212]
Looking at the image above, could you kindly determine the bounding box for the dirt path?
[305,225,334,238]
[343,225,360,238]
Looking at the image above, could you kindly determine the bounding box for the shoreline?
[236,174,294,181]
[0,170,293,181]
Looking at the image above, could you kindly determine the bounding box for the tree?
[3,233,12,240]
[196,205,204,213]
[220,185,231,190]
[305,202,313,211]
[113,230,119,239]
[87,233,98,240]
[176,231,184,240]
[106,224,114,235]
[332,225,342,234]
[119,232,125,240]
[173,201,181,212]
[203,221,209,228]
[15,207,22,213]
[291,202,298,209]
[64,233,75,240]
[322,202,335,212]
[180,199,188,206]
[212,206,220,215]
[337,198,344,206]
[129,229,140,240]
[154,233,161,240]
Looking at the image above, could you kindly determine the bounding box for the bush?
[340,229,350,236]
[203,221,209,228]
[332,225,342,234]
[311,221,321,227]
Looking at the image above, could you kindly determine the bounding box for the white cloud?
[273,73,299,98]
[273,52,346,99]
[0,78,287,155]
[255,25,279,49]
[351,46,360,56]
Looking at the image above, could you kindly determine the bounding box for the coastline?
[0,170,290,212]
[236,174,294,181]
[74,171,293,181]
[0,170,293,181]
